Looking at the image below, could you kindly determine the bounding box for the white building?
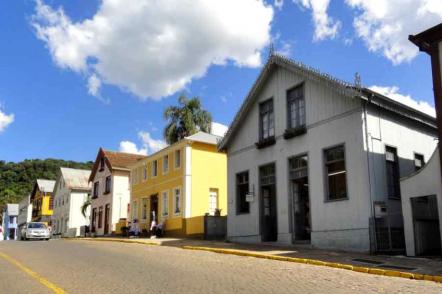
[89,148,146,236]
[1,204,19,240]
[400,24,442,256]
[52,167,92,237]
[17,195,32,238]
[219,54,438,252]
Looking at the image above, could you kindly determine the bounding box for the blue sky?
[0,0,440,162]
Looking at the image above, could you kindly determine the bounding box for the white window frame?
[132,201,138,221]
[141,198,148,221]
[143,165,148,181]
[163,155,169,174]
[162,190,169,217]
[173,187,181,216]
[152,160,158,177]
[208,189,218,216]
[174,149,181,169]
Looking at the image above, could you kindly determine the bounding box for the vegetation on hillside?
[0,159,93,215]
[163,95,212,144]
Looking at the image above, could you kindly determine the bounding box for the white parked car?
[21,222,50,241]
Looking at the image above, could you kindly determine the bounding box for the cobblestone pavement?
[0,239,441,294]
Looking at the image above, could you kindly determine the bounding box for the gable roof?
[89,148,147,182]
[36,179,56,193]
[219,53,437,150]
[185,131,222,145]
[60,167,91,190]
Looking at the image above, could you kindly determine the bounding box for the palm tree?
[164,95,212,145]
[81,195,91,218]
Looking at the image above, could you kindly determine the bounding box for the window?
[173,188,181,215]
[260,99,274,140]
[208,189,218,216]
[132,201,138,220]
[98,206,103,228]
[175,150,181,168]
[162,191,169,217]
[287,84,306,129]
[385,146,401,199]
[143,165,147,181]
[99,157,105,171]
[152,160,158,177]
[49,196,54,210]
[289,155,308,180]
[93,182,99,198]
[414,153,425,171]
[92,208,97,229]
[141,198,148,220]
[236,172,250,214]
[324,145,347,200]
[105,176,111,194]
[163,155,169,173]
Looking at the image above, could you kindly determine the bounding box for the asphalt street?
[0,239,441,294]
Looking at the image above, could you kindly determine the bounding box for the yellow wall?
[32,189,53,221]
[130,139,227,237]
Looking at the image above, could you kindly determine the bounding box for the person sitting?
[129,219,140,238]
[149,219,157,238]
[156,220,165,238]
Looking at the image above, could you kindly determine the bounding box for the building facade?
[52,167,92,237]
[130,132,227,237]
[219,54,438,252]
[89,148,146,236]
[1,204,19,240]
[30,179,56,224]
[17,195,32,239]
[400,24,442,256]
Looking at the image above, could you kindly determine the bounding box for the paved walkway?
[77,236,442,277]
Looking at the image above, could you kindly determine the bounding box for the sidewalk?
[74,236,442,280]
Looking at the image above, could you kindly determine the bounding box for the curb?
[181,246,442,284]
[66,237,160,246]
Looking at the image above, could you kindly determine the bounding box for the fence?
[204,215,227,240]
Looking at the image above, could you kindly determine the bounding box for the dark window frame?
[98,206,103,229]
[414,153,425,171]
[385,145,401,199]
[104,176,112,194]
[287,83,306,130]
[324,144,348,202]
[99,157,105,171]
[259,98,275,141]
[93,182,99,198]
[236,171,250,214]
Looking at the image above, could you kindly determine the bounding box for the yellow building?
[130,132,227,237]
[30,179,56,224]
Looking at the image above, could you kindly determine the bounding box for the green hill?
[0,159,93,214]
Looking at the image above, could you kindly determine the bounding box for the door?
[209,189,218,216]
[150,195,159,222]
[411,195,441,256]
[260,163,277,242]
[292,178,310,242]
[104,204,110,235]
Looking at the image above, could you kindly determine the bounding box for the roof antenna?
[354,72,362,91]
[269,42,275,58]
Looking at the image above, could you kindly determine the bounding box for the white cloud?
[369,85,436,117]
[32,0,273,100]
[0,109,14,133]
[346,0,442,64]
[119,131,166,155]
[211,122,229,137]
[294,0,341,41]
[274,0,284,10]
[277,40,293,56]
[87,74,101,96]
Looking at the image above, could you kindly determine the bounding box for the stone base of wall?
[311,228,370,252]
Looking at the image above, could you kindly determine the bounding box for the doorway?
[150,194,159,223]
[411,195,441,256]
[289,155,310,243]
[260,163,277,242]
[104,204,110,235]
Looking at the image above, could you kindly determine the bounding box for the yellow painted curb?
[181,245,442,284]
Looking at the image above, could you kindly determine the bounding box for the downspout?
[362,94,376,253]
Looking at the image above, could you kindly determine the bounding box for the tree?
[81,195,91,218]
[163,95,212,145]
